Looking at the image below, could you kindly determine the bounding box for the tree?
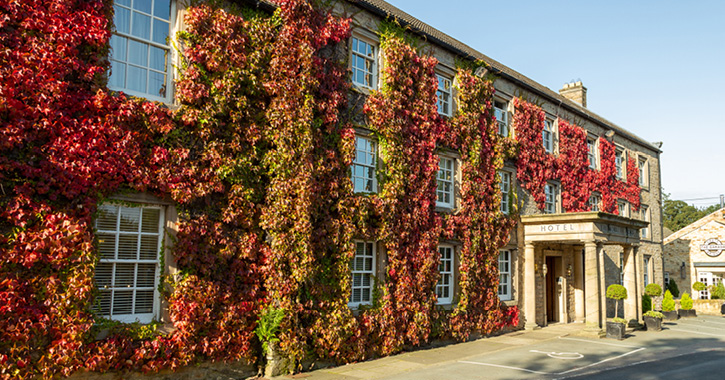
[662,193,721,232]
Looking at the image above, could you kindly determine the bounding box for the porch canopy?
[520,212,649,331]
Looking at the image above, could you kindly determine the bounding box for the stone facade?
[664,208,725,299]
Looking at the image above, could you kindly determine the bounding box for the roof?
[663,207,725,245]
[247,0,662,153]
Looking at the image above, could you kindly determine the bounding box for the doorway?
[545,255,563,323]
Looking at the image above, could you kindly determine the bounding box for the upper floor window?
[499,171,511,215]
[588,193,601,212]
[544,183,558,214]
[615,149,625,180]
[349,241,375,307]
[494,100,509,137]
[351,36,377,90]
[498,250,512,301]
[617,200,629,217]
[638,157,648,187]
[436,245,454,304]
[352,135,377,193]
[109,0,173,102]
[95,203,163,323]
[587,137,598,170]
[542,119,554,154]
[436,156,455,208]
[640,205,650,239]
[436,74,452,116]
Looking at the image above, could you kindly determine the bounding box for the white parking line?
[458,361,551,375]
[557,347,645,375]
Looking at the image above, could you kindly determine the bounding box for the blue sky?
[386,0,725,207]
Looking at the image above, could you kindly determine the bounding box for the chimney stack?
[559,81,587,108]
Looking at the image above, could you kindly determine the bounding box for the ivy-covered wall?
[0,0,642,378]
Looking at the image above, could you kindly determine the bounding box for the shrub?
[644,283,662,311]
[612,317,628,324]
[681,293,694,310]
[666,279,680,298]
[642,294,652,312]
[662,290,675,312]
[255,306,285,354]
[606,284,628,319]
[644,310,664,319]
[693,281,707,292]
[709,282,725,300]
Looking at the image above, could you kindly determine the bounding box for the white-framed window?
[617,200,629,217]
[542,119,554,154]
[352,135,377,193]
[588,193,601,212]
[664,272,670,286]
[436,73,452,116]
[494,99,509,137]
[351,36,377,90]
[499,171,511,215]
[349,241,375,307]
[109,0,174,102]
[643,255,650,287]
[498,250,512,301]
[640,205,650,239]
[620,253,625,285]
[436,156,455,208]
[638,157,648,187]
[436,245,454,304]
[699,272,711,299]
[95,203,164,323]
[615,149,625,180]
[587,137,598,170]
[544,183,558,214]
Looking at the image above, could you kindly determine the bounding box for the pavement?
[279,315,725,380]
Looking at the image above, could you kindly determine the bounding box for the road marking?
[671,323,725,331]
[529,350,583,359]
[557,347,645,375]
[457,361,551,375]
[558,336,642,348]
[669,327,725,337]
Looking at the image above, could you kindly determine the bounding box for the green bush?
[681,292,693,310]
[642,294,652,312]
[662,290,675,312]
[644,283,661,311]
[607,284,628,320]
[611,317,628,324]
[693,281,707,292]
[709,282,725,300]
[255,305,285,354]
[644,310,664,319]
[666,280,680,298]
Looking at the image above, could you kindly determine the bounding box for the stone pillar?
[574,247,585,322]
[623,245,641,324]
[524,242,537,330]
[584,240,601,330]
[598,243,606,328]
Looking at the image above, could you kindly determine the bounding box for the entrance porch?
[520,212,649,333]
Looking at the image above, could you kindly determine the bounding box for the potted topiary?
[605,284,628,340]
[662,290,678,320]
[643,283,663,331]
[693,281,707,299]
[679,292,697,317]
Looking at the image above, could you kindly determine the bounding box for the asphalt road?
[298,315,725,380]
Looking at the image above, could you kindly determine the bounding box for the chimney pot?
[559,81,587,108]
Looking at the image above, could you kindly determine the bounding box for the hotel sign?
[700,238,725,257]
[539,224,577,232]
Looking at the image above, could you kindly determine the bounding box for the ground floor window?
[436,245,454,304]
[643,255,650,287]
[350,241,375,307]
[94,203,164,324]
[498,250,512,301]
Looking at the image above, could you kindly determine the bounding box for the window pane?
[136,263,156,287]
[149,46,166,71]
[110,35,128,62]
[141,208,160,233]
[109,61,127,89]
[153,0,171,19]
[127,65,148,93]
[131,11,151,40]
[139,235,158,261]
[152,19,169,45]
[113,290,134,315]
[114,263,135,287]
[96,290,112,316]
[114,5,131,34]
[97,205,118,231]
[128,39,148,67]
[97,233,117,260]
[118,234,138,260]
[135,290,154,313]
[95,263,113,288]
[134,0,152,14]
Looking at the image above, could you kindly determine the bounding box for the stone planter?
[662,310,679,321]
[644,316,663,331]
[606,321,626,340]
[678,309,697,318]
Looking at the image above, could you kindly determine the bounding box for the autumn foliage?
[0,0,634,378]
